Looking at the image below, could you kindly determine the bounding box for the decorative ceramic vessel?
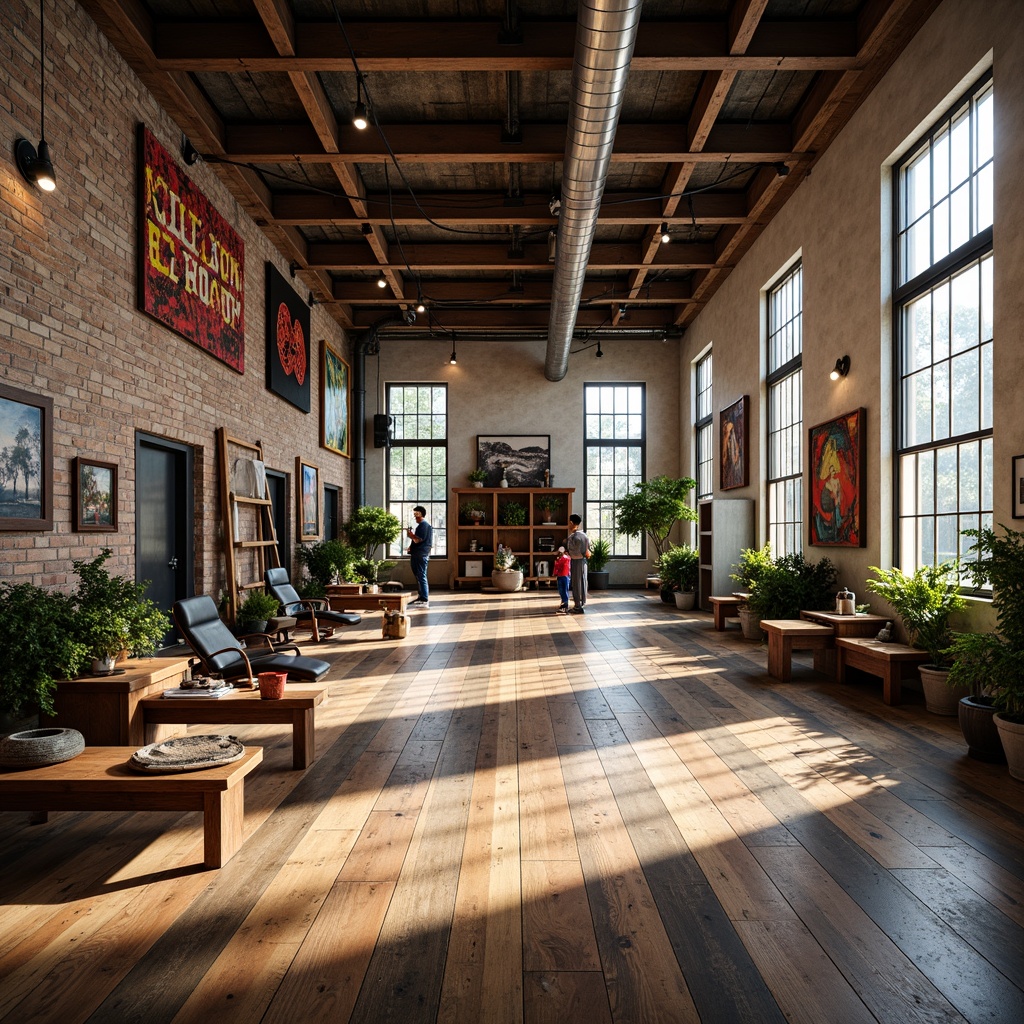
[994,714,1024,781]
[258,671,288,700]
[674,590,696,611]
[958,695,1005,763]
[919,664,970,716]
[0,727,85,768]
[491,570,523,592]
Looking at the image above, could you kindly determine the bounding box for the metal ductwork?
[545,0,643,382]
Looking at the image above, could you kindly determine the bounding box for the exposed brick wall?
[0,0,354,598]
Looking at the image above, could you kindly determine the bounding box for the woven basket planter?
[0,728,85,768]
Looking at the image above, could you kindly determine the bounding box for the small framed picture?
[73,457,118,532]
[297,457,321,540]
[1013,455,1024,519]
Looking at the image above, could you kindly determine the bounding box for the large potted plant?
[345,505,402,590]
[865,561,966,715]
[948,526,1024,771]
[235,590,281,635]
[657,544,699,610]
[296,539,359,599]
[613,475,698,568]
[588,537,611,590]
[491,546,523,592]
[71,549,170,673]
[0,582,88,729]
[944,629,1004,762]
[730,544,774,639]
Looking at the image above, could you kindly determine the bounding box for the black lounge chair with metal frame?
[265,567,361,643]
[173,595,331,683]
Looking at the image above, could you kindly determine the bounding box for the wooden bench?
[799,611,890,674]
[835,637,929,705]
[139,686,327,770]
[708,595,744,630]
[760,619,835,682]
[325,590,410,616]
[0,746,263,868]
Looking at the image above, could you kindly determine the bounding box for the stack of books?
[161,685,234,699]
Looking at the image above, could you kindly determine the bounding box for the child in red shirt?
[554,546,571,613]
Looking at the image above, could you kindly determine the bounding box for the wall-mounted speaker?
[373,413,393,448]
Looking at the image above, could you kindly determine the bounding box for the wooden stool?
[708,595,744,630]
[760,619,835,682]
[835,637,929,704]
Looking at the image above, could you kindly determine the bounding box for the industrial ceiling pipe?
[545,0,643,382]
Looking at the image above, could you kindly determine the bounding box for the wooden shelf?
[451,486,573,588]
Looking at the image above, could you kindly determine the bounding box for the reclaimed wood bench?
[799,611,890,674]
[835,637,929,705]
[0,746,263,868]
[325,590,410,617]
[139,686,327,770]
[709,595,744,630]
[760,619,835,682]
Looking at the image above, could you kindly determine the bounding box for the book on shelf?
[161,686,234,699]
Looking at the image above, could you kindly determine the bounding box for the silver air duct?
[545,0,643,382]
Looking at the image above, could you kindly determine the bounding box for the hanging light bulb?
[660,224,671,244]
[15,0,56,193]
[449,333,458,365]
[376,272,387,289]
[416,294,426,313]
[352,76,369,130]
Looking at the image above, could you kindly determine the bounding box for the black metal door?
[136,433,193,645]
[266,469,289,574]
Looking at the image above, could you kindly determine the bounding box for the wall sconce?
[660,224,671,244]
[449,334,458,365]
[352,76,369,130]
[830,355,850,381]
[15,0,56,193]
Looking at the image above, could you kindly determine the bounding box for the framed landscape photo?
[0,382,53,531]
[73,457,118,532]
[320,340,351,457]
[297,457,321,541]
[719,395,749,490]
[1013,455,1024,519]
[476,435,550,487]
[808,407,866,547]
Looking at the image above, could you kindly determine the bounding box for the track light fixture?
[449,333,458,366]
[660,224,671,244]
[352,76,369,130]
[376,272,387,289]
[15,0,55,193]
[830,355,851,381]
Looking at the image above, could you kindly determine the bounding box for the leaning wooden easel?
[217,427,280,625]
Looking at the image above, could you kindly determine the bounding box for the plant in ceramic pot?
[500,501,528,526]
[613,475,698,563]
[492,546,523,592]
[71,549,170,672]
[865,561,966,714]
[537,495,563,524]
[460,498,487,524]
[944,629,1004,762]
[352,557,399,591]
[468,468,487,487]
[296,539,360,598]
[657,544,699,610]
[345,506,402,560]
[948,526,1024,773]
[0,582,89,726]
[235,590,281,636]
[730,544,774,638]
[588,537,612,590]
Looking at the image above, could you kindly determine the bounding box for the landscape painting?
[476,435,550,487]
[0,383,53,531]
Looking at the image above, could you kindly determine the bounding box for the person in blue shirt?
[406,505,433,608]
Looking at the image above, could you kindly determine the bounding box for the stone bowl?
[0,728,86,769]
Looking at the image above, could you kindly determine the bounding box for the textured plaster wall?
[363,336,682,586]
[680,0,1021,630]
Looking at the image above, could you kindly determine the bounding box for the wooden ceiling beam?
[729,0,771,54]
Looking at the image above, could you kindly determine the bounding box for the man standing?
[407,505,432,608]
[565,512,590,613]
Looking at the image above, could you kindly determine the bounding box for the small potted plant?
[296,539,360,599]
[468,468,487,487]
[492,546,523,592]
[235,589,281,636]
[656,544,699,610]
[537,495,563,524]
[500,501,527,526]
[865,561,967,714]
[588,537,612,590]
[352,557,399,593]
[730,544,773,638]
[460,498,487,524]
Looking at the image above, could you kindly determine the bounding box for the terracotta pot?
[958,695,1005,763]
[258,671,288,700]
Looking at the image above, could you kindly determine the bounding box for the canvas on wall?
[138,125,245,372]
[0,383,53,531]
[719,396,749,491]
[476,435,550,487]
[267,264,311,412]
[808,408,866,547]
[321,340,350,457]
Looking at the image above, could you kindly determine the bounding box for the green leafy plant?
[730,544,774,593]
[612,475,698,560]
[460,498,487,518]
[657,544,699,593]
[345,506,402,560]
[494,547,520,572]
[744,552,837,620]
[468,468,487,483]
[588,537,612,574]
[236,590,280,627]
[537,495,564,520]
[865,561,965,667]
[71,549,170,660]
[352,558,398,585]
[0,582,88,717]
[296,539,359,593]
[500,501,527,526]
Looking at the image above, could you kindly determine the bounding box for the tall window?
[767,263,803,556]
[386,384,447,558]
[584,383,644,556]
[695,352,713,502]
[896,75,993,573]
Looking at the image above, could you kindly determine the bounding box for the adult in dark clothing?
[565,513,590,613]
[407,505,432,607]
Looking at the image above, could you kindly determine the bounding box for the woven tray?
[128,734,246,773]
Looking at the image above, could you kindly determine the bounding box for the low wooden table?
[761,619,835,682]
[835,637,929,705]
[325,589,410,615]
[799,611,890,674]
[708,595,744,630]
[139,686,327,770]
[0,746,263,868]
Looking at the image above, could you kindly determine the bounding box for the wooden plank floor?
[2,589,1024,1024]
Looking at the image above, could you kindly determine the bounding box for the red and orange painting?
[809,408,866,547]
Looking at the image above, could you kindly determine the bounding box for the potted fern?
[588,537,611,590]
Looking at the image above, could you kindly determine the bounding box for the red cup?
[258,671,287,700]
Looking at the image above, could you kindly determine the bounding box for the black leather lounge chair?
[173,594,331,682]
[265,567,361,643]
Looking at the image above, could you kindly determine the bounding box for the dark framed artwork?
[808,407,867,547]
[267,264,311,413]
[719,396,749,491]
[297,457,321,541]
[0,382,53,531]
[1013,455,1024,519]
[72,457,118,532]
[138,126,245,373]
[321,340,351,457]
[476,435,550,487]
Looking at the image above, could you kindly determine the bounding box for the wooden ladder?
[217,427,281,625]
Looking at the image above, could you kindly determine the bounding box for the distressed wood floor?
[2,589,1023,1024]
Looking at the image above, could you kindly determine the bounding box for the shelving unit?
[698,498,754,611]
[451,487,574,588]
